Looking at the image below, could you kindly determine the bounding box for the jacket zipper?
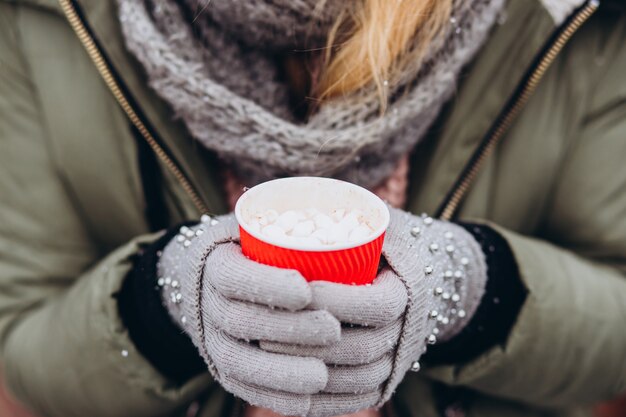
[57,0,210,215]
[437,0,599,221]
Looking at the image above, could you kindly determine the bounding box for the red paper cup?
[234,177,390,285]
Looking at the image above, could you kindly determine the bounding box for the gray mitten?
[261,207,488,415]
[157,214,342,416]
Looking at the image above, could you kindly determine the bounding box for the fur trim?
[540,0,587,24]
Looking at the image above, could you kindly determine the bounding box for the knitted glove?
[157,214,343,416]
[261,207,488,415]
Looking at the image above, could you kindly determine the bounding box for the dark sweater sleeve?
[117,223,206,384]
[422,223,527,365]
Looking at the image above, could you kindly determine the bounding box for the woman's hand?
[261,208,489,415]
[158,214,343,416]
[158,209,487,417]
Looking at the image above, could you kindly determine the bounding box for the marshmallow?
[262,224,286,239]
[331,208,346,222]
[349,225,371,243]
[276,210,299,232]
[258,209,278,225]
[249,207,375,247]
[265,209,279,222]
[292,220,315,237]
[339,211,360,231]
[304,208,320,219]
[313,214,333,230]
[352,209,365,222]
[328,227,349,245]
[312,229,330,244]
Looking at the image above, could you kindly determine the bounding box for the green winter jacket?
[0,0,625,416]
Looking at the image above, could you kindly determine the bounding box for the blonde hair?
[315,0,453,107]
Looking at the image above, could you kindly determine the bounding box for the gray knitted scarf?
[117,0,505,189]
